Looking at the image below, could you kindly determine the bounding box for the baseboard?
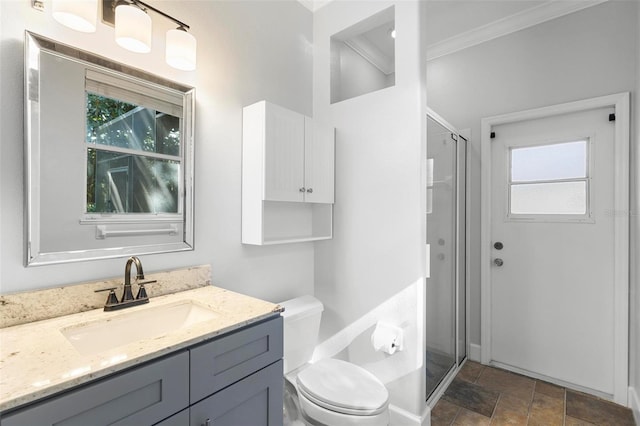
[389,404,430,426]
[469,343,481,362]
[629,386,640,425]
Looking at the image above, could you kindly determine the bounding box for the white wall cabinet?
[242,101,334,245]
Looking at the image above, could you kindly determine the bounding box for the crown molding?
[426,0,608,61]
[344,36,394,75]
[297,0,332,12]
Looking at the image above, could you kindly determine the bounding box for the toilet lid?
[296,358,389,416]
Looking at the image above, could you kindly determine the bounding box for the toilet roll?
[371,322,403,355]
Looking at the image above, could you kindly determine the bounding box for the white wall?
[426,1,639,353]
[313,1,429,420]
[0,0,315,303]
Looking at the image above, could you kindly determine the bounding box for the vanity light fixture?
[47,0,197,71]
[52,0,99,33]
[114,1,152,53]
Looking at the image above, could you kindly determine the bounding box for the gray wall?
[0,0,314,303]
[427,0,639,408]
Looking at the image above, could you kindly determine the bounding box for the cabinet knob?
[299,187,305,192]
[306,188,313,193]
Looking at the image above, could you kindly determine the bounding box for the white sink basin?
[61,301,219,356]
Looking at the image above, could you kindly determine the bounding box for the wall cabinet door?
[304,116,335,203]
[190,360,283,426]
[263,102,306,202]
[2,352,189,426]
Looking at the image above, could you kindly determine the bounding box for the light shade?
[52,0,98,33]
[115,3,152,53]
[166,28,197,71]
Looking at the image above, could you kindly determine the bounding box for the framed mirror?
[24,32,195,266]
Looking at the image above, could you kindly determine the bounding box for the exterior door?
[482,95,629,403]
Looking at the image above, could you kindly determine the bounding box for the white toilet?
[280,295,390,426]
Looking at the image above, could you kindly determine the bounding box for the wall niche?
[330,6,395,104]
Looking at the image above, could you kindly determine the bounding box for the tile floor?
[431,361,636,426]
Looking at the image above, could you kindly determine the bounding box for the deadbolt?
[494,258,504,267]
[494,242,504,250]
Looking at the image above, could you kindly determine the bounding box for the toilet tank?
[279,295,324,374]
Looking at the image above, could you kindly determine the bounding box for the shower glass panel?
[457,138,467,364]
[426,116,457,399]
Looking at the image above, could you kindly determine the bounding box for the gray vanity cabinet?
[1,351,189,426]
[1,316,283,426]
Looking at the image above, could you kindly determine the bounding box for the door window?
[508,140,590,219]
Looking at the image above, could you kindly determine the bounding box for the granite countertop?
[0,286,282,413]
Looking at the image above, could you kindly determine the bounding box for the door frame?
[479,93,630,405]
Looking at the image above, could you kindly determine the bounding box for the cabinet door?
[154,408,189,426]
[190,316,283,403]
[264,103,305,202]
[304,117,335,203]
[1,352,189,426]
[190,360,283,426]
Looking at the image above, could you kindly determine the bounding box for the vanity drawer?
[1,351,189,426]
[190,316,283,403]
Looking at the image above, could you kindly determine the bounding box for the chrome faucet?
[96,256,157,311]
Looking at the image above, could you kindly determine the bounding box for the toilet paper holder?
[371,322,404,355]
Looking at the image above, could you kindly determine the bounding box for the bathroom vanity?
[0,286,283,425]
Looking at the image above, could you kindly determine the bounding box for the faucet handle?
[135,280,156,300]
[95,287,119,306]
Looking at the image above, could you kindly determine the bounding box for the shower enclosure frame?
[425,108,470,406]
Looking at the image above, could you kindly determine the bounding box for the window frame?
[506,137,594,223]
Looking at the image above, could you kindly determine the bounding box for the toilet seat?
[296,358,389,416]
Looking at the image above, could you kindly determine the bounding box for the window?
[509,140,590,218]
[84,70,183,219]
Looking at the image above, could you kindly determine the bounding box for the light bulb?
[115,3,152,53]
[166,28,197,71]
[52,0,98,33]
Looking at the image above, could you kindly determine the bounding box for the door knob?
[494,258,504,267]
[494,242,504,250]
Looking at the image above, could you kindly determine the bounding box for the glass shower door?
[425,115,457,399]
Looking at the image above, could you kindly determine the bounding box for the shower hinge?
[609,113,616,122]
[490,131,496,139]
[451,133,458,142]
